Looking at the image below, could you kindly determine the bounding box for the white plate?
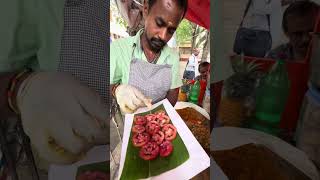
[211,127,320,180]
[48,145,109,180]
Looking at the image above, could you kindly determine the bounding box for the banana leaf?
[120,104,190,180]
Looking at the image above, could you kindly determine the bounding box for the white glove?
[16,72,108,164]
[115,84,152,114]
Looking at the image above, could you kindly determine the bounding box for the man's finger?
[131,94,144,107]
[48,117,88,155]
[133,88,152,108]
[71,108,109,145]
[75,83,108,129]
[125,94,139,111]
[28,128,81,164]
[119,104,134,114]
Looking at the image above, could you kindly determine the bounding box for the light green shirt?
[0,0,65,72]
[110,29,182,89]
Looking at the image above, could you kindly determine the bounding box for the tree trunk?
[201,31,210,62]
[191,23,198,53]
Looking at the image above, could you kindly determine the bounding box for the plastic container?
[188,80,200,104]
[250,60,290,136]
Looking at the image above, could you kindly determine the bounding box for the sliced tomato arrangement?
[145,114,157,122]
[139,142,160,160]
[134,116,147,125]
[132,111,177,160]
[132,132,150,147]
[132,124,145,133]
[162,124,177,141]
[151,131,164,145]
[159,140,174,157]
[146,121,161,134]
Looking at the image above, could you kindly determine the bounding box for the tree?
[176,19,193,45]
[110,0,127,28]
[201,31,210,62]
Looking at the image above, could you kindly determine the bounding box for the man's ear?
[142,0,149,19]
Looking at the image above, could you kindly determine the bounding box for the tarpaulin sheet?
[185,0,210,30]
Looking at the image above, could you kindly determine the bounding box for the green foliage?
[110,0,128,28]
[176,19,193,45]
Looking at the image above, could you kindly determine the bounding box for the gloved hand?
[16,72,109,164]
[115,84,152,114]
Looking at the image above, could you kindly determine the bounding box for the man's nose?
[158,28,168,41]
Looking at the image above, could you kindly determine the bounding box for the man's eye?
[156,21,163,27]
[168,29,175,35]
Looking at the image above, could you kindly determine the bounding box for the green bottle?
[189,80,200,104]
[250,60,290,136]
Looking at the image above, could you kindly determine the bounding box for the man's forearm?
[166,88,179,106]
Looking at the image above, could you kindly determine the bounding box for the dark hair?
[282,0,319,33]
[199,62,210,71]
[148,0,188,18]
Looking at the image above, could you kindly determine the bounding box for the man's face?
[286,13,316,59]
[194,50,200,56]
[143,0,184,52]
[199,66,209,80]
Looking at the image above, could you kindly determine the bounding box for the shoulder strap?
[240,0,253,27]
[267,14,270,31]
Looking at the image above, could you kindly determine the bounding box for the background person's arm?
[165,88,179,106]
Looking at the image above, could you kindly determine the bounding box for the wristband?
[7,69,33,114]
[112,83,120,98]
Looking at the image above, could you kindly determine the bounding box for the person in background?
[266,0,319,61]
[233,0,284,57]
[183,48,200,80]
[195,62,210,81]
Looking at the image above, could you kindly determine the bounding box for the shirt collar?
[131,29,171,62]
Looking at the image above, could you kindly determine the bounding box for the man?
[0,0,109,177]
[266,0,319,61]
[195,62,210,81]
[110,0,188,114]
[183,48,200,80]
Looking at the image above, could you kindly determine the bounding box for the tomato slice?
[159,140,174,157]
[132,133,150,147]
[151,131,164,145]
[155,110,166,117]
[134,116,147,125]
[139,141,159,160]
[132,124,146,133]
[156,114,170,127]
[146,121,160,135]
[145,114,157,122]
[162,124,177,141]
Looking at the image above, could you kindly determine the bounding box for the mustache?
[151,38,165,47]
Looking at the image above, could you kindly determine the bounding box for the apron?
[110,43,173,179]
[128,43,173,103]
